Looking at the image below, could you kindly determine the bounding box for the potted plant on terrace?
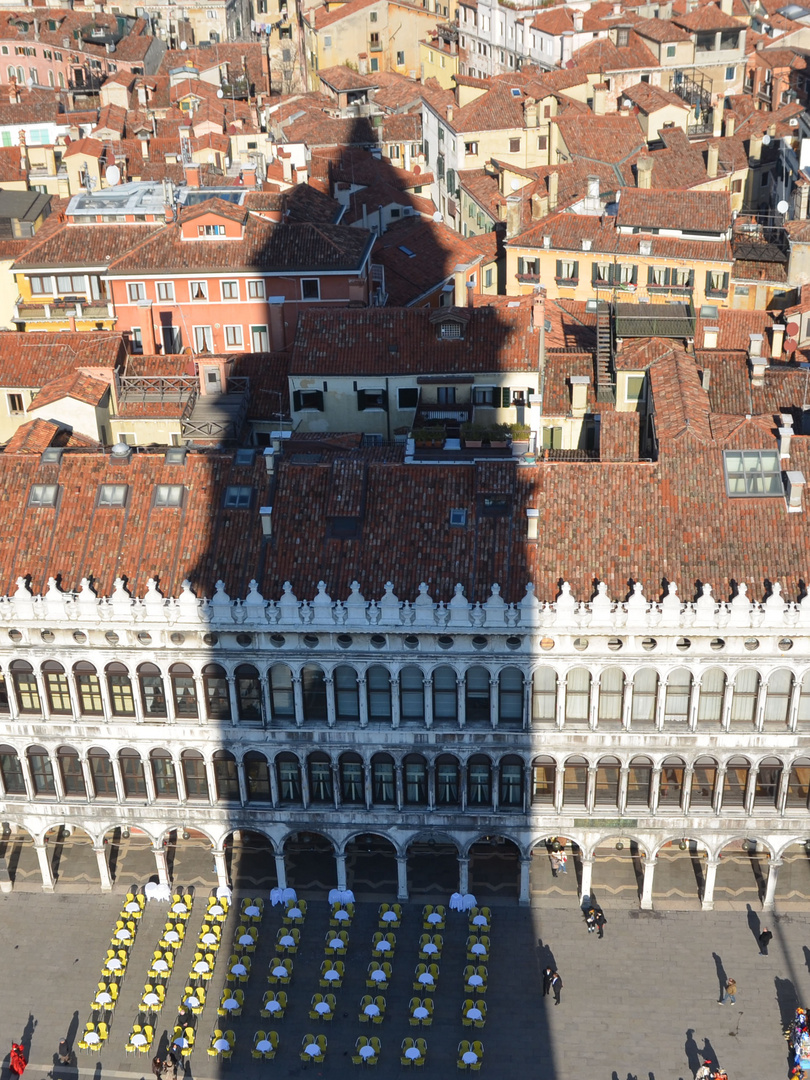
[487,423,509,449]
[461,422,486,448]
[509,421,531,456]
[412,427,445,448]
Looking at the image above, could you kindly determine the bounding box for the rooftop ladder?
[595,301,615,404]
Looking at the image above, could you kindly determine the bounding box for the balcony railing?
[116,375,198,403]
[13,299,114,322]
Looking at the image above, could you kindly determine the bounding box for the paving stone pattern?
[1,886,809,1080]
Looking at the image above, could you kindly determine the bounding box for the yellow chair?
[369,1037,381,1065]
[401,1037,415,1066]
[359,994,373,1022]
[222,1030,235,1060]
[475,1000,487,1028]
[323,993,336,1020]
[265,1031,279,1060]
[431,934,443,959]
[409,997,421,1027]
[252,1030,267,1061]
[462,998,475,1027]
[373,995,386,1025]
[315,1034,327,1062]
[353,1036,369,1065]
[423,998,434,1027]
[415,1038,427,1066]
[457,1040,472,1071]
[300,1033,317,1063]
[309,993,324,1021]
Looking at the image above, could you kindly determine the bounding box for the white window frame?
[28,483,58,507]
[127,281,146,302]
[98,483,128,507]
[250,325,269,351]
[189,280,209,302]
[156,280,175,302]
[154,484,184,508]
[193,325,214,352]
[221,279,239,301]
[224,324,244,349]
[247,279,266,300]
[301,278,320,301]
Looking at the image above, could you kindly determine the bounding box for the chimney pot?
[779,425,793,458]
[570,374,590,416]
[786,470,805,512]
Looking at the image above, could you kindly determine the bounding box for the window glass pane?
[29,752,55,795]
[278,759,301,801]
[594,765,619,806]
[532,668,556,723]
[77,673,103,715]
[109,674,135,716]
[626,763,651,806]
[566,669,590,722]
[120,754,146,797]
[302,667,326,721]
[59,753,86,796]
[499,668,523,722]
[204,674,230,720]
[172,675,198,718]
[372,761,395,803]
[698,669,725,723]
[368,666,391,720]
[437,762,459,804]
[15,673,41,713]
[140,674,167,717]
[246,755,271,802]
[152,756,178,798]
[500,763,523,805]
[631,669,657,725]
[214,758,240,801]
[0,752,25,794]
[183,757,209,799]
[341,761,364,802]
[400,667,424,721]
[468,762,491,805]
[46,672,72,713]
[237,672,262,722]
[309,760,333,802]
[433,667,457,720]
[405,761,427,803]
[335,665,359,720]
[269,666,294,719]
[90,754,116,797]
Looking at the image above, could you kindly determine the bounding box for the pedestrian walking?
[551,971,563,1005]
[57,1040,71,1066]
[9,1044,26,1078]
[164,1049,179,1080]
[542,967,553,996]
[151,1055,163,1080]
[595,909,607,939]
[549,851,561,877]
[758,927,773,955]
[585,909,596,933]
[719,977,737,1005]
[558,851,568,874]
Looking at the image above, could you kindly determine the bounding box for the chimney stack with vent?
[725,112,736,137]
[779,413,794,458]
[793,176,810,221]
[506,194,522,238]
[707,143,719,179]
[184,163,201,187]
[446,104,454,122]
[524,97,538,127]
[531,191,548,220]
[573,8,583,30]
[749,132,763,164]
[786,470,805,511]
[532,286,546,331]
[548,170,558,210]
[592,83,607,116]
[570,375,590,417]
[772,321,786,357]
[636,156,653,188]
[703,326,718,349]
[453,265,467,306]
[749,332,766,384]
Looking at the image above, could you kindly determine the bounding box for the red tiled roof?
[600,410,640,461]
[620,81,690,113]
[3,418,98,454]
[616,187,732,233]
[318,65,378,92]
[0,331,126,388]
[673,3,745,30]
[11,224,162,270]
[553,114,646,165]
[31,370,111,410]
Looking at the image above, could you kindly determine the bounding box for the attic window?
[98,484,128,507]
[235,448,256,466]
[40,447,64,465]
[154,484,184,507]
[617,27,629,45]
[28,484,58,507]
[510,87,521,97]
[224,485,253,508]
[480,495,511,517]
[164,447,187,465]
[723,449,782,497]
[398,246,416,257]
[440,321,463,339]
[449,508,467,526]
[328,516,361,539]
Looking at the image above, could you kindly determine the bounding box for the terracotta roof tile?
[673,2,745,30]
[31,370,111,410]
[600,410,640,460]
[616,186,732,232]
[0,331,126,388]
[12,223,162,270]
[3,418,97,454]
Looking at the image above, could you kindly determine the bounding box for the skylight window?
[235,449,256,466]
[723,450,782,497]
[511,87,521,97]
[28,484,58,507]
[399,246,416,257]
[98,484,128,507]
[224,485,253,508]
[440,322,463,339]
[449,508,467,527]
[154,484,184,507]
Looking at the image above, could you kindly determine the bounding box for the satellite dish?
[217,88,224,99]
[412,164,421,175]
[105,164,121,186]
[432,211,442,222]
[787,320,800,336]
[762,133,771,145]
[180,39,188,50]
[777,199,789,214]
[510,178,521,191]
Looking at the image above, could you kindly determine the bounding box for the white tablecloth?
[145,882,171,902]
[450,892,463,911]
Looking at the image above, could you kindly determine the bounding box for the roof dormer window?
[440,322,462,339]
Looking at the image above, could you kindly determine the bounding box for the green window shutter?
[526,387,535,408]
[502,387,511,408]
[591,262,599,285]
[631,265,638,284]
[705,270,712,293]
[722,272,729,290]
[572,260,579,280]
[556,259,562,278]
[293,390,302,411]
[648,266,656,286]
[518,257,525,274]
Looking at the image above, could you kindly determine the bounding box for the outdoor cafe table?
[375,941,392,953]
[315,1002,331,1015]
[152,960,169,973]
[472,915,488,927]
[208,905,224,916]
[222,999,240,1011]
[405,1047,421,1060]
[323,969,340,982]
[304,1044,320,1057]
[165,931,180,944]
[359,1045,375,1060]
[245,905,261,917]
[231,963,247,976]
[95,993,112,1006]
[381,910,397,922]
[106,959,123,972]
[142,993,160,1008]
[131,1034,147,1048]
[172,903,188,914]
[201,933,218,946]
[173,1037,188,1049]
[413,1006,429,1020]
[370,970,386,983]
[427,913,442,925]
[471,943,486,955]
[185,996,200,1009]
[265,1000,281,1013]
[423,943,438,955]
[466,1008,483,1021]
[462,1052,478,1065]
[115,929,131,941]
[125,902,141,914]
[193,961,210,974]
[256,1040,272,1053]
[364,1004,380,1017]
[238,934,254,946]
[468,974,483,987]
[334,910,349,922]
[279,935,295,947]
[328,938,344,949]
[288,908,302,919]
[418,973,434,986]
[213,1039,230,1052]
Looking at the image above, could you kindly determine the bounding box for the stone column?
[649,766,662,814]
[777,766,791,816]
[332,762,341,810]
[754,680,767,732]
[110,755,126,803]
[427,762,436,810]
[556,676,566,729]
[589,679,600,730]
[763,858,782,912]
[35,840,55,892]
[291,674,304,728]
[204,759,218,806]
[397,855,409,901]
[654,678,666,731]
[37,674,51,723]
[152,843,170,887]
[259,674,272,727]
[80,756,95,801]
[174,758,188,804]
[640,857,656,910]
[274,852,287,892]
[364,761,373,810]
[720,679,733,730]
[457,678,465,729]
[579,854,594,903]
[519,856,531,905]
[390,676,401,729]
[164,670,177,725]
[458,856,469,895]
[299,761,310,810]
[335,853,347,892]
[460,761,468,811]
[618,766,629,815]
[237,759,248,806]
[395,763,404,811]
[226,675,240,726]
[585,766,597,811]
[523,677,531,731]
[268,761,280,807]
[553,761,564,813]
[51,758,66,802]
[193,675,207,723]
[358,676,369,728]
[94,845,112,892]
[489,678,498,729]
[212,848,229,891]
[701,858,720,911]
[681,765,694,815]
[324,675,336,728]
[423,677,433,729]
[788,678,801,732]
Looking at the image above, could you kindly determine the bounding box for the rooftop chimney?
[707,142,719,179]
[573,8,583,31]
[506,195,522,238]
[749,132,763,164]
[636,156,653,189]
[184,163,201,188]
[532,286,546,331]
[786,470,805,512]
[779,419,793,458]
[526,508,539,540]
[446,104,454,122]
[454,266,468,306]
[725,112,735,137]
[548,170,558,210]
[703,326,718,349]
[771,322,786,357]
[701,368,711,390]
[524,97,538,127]
[793,177,810,221]
[592,83,607,116]
[570,374,590,416]
[530,191,548,220]
[749,332,766,384]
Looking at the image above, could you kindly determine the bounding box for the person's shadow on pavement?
[701,1038,719,1069]
[685,1029,701,1077]
[712,953,727,1000]
[746,903,761,943]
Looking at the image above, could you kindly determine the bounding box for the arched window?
[626,756,652,808]
[268,664,294,720]
[58,70,65,89]
[664,669,691,726]
[565,669,590,726]
[690,756,717,809]
[88,747,116,798]
[339,752,364,803]
[786,756,810,809]
[730,669,759,727]
[119,748,146,798]
[435,753,459,805]
[276,752,301,803]
[763,670,792,729]
[658,756,685,808]
[27,744,55,796]
[0,744,25,794]
[11,661,40,714]
[404,753,427,805]
[74,662,103,716]
[499,754,524,807]
[400,666,424,724]
[43,661,71,715]
[106,663,135,717]
[797,672,810,729]
[182,749,209,800]
[308,752,333,803]
[150,749,178,799]
[0,671,9,713]
[597,668,624,727]
[202,664,230,721]
[531,756,556,805]
[698,668,726,727]
[244,750,271,802]
[213,750,239,802]
[236,665,262,723]
[466,667,490,724]
[531,667,557,725]
[371,752,395,805]
[595,756,620,807]
[138,663,167,718]
[631,669,658,728]
[335,665,359,722]
[498,668,524,727]
[57,746,85,797]
[433,666,458,724]
[753,756,782,808]
[170,664,198,719]
[302,665,327,723]
[467,754,492,806]
[722,756,750,808]
[367,665,392,723]
[563,755,588,807]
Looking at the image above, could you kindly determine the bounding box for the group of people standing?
[542,967,563,1005]
[151,1049,180,1080]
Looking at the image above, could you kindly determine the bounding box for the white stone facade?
[0,573,809,910]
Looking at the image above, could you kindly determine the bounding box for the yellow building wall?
[419,41,459,88]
